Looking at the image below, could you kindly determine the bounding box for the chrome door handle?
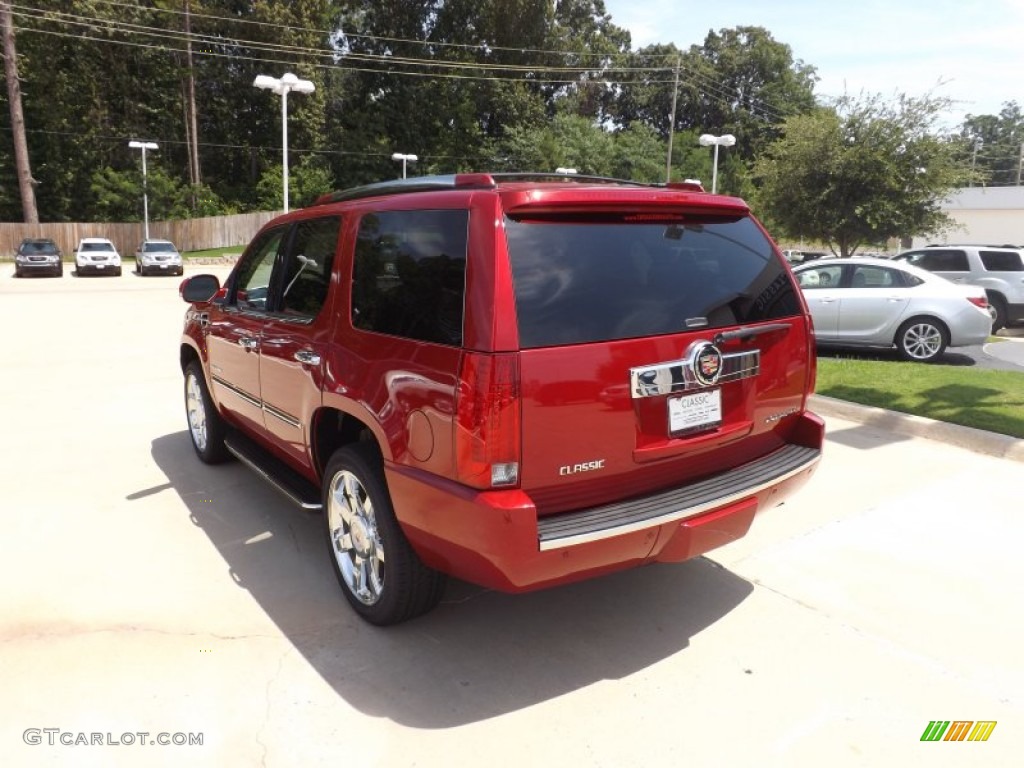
[294,350,321,366]
[238,337,259,351]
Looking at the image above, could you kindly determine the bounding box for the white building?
[910,186,1024,248]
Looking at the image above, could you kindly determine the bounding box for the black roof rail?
[311,171,705,207]
[925,243,1023,249]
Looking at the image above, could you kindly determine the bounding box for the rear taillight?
[455,352,521,489]
[967,296,989,310]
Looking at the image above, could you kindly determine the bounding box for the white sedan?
[793,257,993,362]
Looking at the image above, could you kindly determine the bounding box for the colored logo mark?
[921,721,997,742]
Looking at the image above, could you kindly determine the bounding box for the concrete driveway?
[1,264,1021,767]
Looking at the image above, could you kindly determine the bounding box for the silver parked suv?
[894,245,1024,331]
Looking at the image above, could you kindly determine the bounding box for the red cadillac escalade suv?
[179,173,823,625]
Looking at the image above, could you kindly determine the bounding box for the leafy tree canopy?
[752,93,973,256]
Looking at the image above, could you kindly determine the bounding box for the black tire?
[323,443,446,625]
[56,266,63,277]
[896,317,948,362]
[989,295,1007,334]
[115,267,122,277]
[183,360,231,464]
[14,268,21,278]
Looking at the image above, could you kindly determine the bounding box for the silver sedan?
[793,257,993,362]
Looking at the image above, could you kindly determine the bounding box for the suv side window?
[235,227,286,312]
[351,209,468,346]
[980,250,1024,271]
[908,249,969,271]
[280,216,341,319]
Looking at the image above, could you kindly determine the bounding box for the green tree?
[255,155,334,211]
[753,93,972,257]
[609,27,816,163]
[958,102,1024,187]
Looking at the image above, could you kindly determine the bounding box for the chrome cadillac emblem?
[690,341,723,387]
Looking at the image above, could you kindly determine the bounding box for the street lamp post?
[391,152,418,179]
[128,140,158,240]
[698,133,736,194]
[253,72,316,212]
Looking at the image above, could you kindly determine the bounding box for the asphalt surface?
[817,326,1024,371]
[1,264,1022,768]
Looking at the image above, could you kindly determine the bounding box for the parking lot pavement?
[985,332,1024,367]
[2,264,1022,767]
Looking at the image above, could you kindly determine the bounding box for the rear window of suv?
[980,250,1024,271]
[504,213,800,348]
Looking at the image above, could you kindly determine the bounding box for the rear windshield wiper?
[714,323,791,345]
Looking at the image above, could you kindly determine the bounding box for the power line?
[8,1,791,122]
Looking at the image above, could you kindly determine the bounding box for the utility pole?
[184,0,201,192]
[1017,142,1023,186]
[665,58,680,183]
[970,138,982,187]
[1,1,38,223]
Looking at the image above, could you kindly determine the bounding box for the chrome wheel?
[186,371,208,452]
[897,319,946,362]
[328,469,385,605]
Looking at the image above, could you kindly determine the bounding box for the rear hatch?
[502,195,813,514]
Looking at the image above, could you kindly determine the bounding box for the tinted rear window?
[901,249,969,271]
[979,250,1024,271]
[352,209,468,346]
[504,214,800,348]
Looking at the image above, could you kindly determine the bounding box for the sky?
[602,0,1023,126]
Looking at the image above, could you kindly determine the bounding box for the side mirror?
[180,274,221,303]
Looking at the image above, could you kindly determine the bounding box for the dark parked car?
[178,172,824,625]
[14,238,63,277]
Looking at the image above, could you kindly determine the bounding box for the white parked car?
[74,237,122,276]
[134,238,183,276]
[893,244,1024,332]
[793,257,993,362]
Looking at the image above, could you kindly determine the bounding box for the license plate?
[96,264,106,269]
[668,389,722,434]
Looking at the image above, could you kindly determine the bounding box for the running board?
[224,432,322,512]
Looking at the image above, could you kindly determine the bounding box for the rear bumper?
[949,307,996,346]
[388,411,824,592]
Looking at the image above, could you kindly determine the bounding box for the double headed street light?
[253,72,316,212]
[391,152,418,179]
[698,133,736,194]
[128,140,158,239]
